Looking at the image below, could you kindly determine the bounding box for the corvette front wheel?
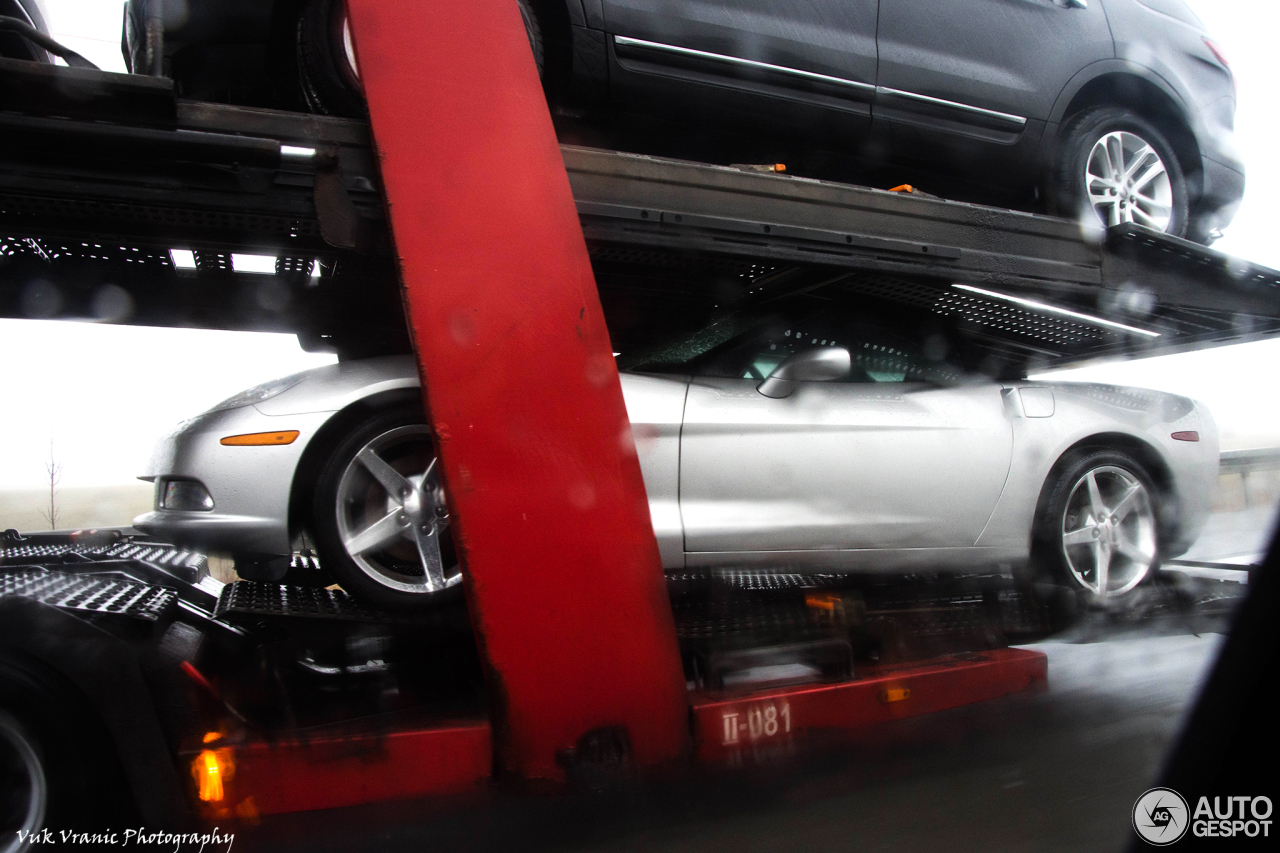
[310,405,462,611]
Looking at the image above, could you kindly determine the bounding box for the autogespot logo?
[1134,787,1191,846]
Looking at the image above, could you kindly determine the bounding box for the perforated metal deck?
[216,581,392,622]
[4,63,1279,366]
[1,539,206,579]
[0,570,176,622]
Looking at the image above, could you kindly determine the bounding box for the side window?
[652,295,967,383]
[846,327,963,384]
[739,325,848,379]
[732,308,964,384]
[849,341,915,382]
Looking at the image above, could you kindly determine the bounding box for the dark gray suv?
[125,0,1242,243]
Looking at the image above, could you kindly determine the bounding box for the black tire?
[518,0,546,78]
[0,709,45,850]
[296,0,545,118]
[1185,214,1220,247]
[0,660,131,841]
[0,0,50,63]
[309,405,463,612]
[296,0,365,117]
[1054,106,1189,238]
[1031,449,1164,601]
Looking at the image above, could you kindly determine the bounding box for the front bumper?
[133,508,288,555]
[133,406,335,557]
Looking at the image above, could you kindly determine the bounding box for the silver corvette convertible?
[137,295,1218,610]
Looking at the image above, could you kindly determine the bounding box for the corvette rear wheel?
[1034,449,1162,599]
[311,406,462,611]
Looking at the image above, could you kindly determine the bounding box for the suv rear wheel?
[1055,106,1189,239]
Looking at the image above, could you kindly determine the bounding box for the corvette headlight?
[159,479,214,511]
[208,374,306,412]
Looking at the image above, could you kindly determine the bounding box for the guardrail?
[1218,447,1280,511]
[1219,447,1280,473]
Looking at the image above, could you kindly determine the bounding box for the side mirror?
[757,346,851,398]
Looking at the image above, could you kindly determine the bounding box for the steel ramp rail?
[4,61,1279,366]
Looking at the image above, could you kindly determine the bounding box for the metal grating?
[1109,227,1280,292]
[104,542,207,574]
[290,552,324,573]
[1,541,206,575]
[673,597,845,645]
[276,255,313,278]
[842,276,1105,348]
[194,250,232,273]
[0,237,174,268]
[667,569,847,592]
[589,244,783,281]
[216,581,390,622]
[0,570,176,622]
[0,194,323,241]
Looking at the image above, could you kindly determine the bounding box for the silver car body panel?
[135,356,421,554]
[679,378,1013,554]
[975,381,1218,557]
[135,405,333,554]
[619,372,692,567]
[136,356,1218,573]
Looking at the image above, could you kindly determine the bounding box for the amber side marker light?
[805,592,841,611]
[220,430,300,446]
[1171,431,1200,442]
[192,747,234,802]
[880,687,911,703]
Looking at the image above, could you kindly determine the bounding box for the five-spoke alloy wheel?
[1035,449,1164,600]
[1059,464,1158,596]
[311,406,462,611]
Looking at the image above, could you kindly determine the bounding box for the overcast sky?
[1,0,1277,489]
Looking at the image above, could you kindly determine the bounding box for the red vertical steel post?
[343,0,690,782]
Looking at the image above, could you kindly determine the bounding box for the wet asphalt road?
[242,630,1225,853]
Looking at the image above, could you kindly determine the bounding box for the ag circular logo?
[1134,787,1190,845]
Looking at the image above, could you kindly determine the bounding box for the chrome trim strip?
[875,86,1027,127]
[613,35,875,95]
[611,35,1025,127]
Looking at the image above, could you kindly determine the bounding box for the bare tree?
[39,437,62,530]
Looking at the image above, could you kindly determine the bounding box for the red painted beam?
[690,648,1048,763]
[343,0,690,783]
[198,721,492,817]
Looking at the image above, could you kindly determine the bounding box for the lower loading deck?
[0,537,1244,820]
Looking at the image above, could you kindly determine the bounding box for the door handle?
[1053,0,1088,8]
